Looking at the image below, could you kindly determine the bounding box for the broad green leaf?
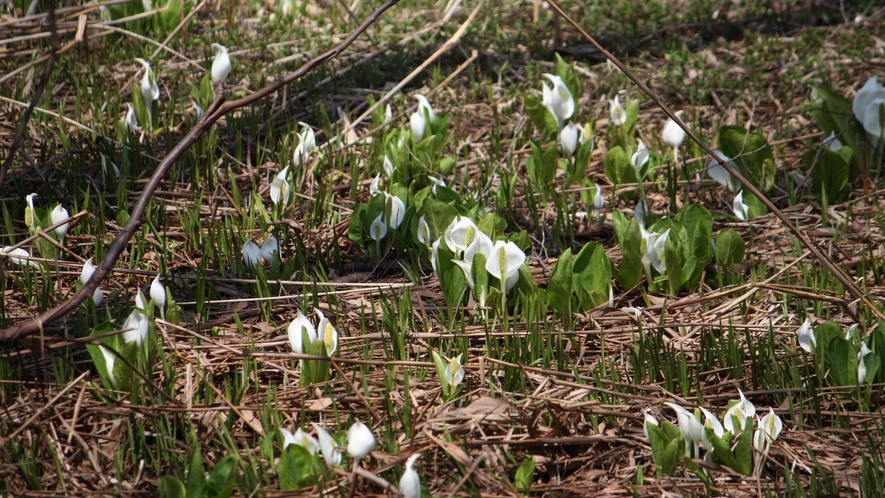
[612,212,643,289]
[731,418,755,475]
[547,249,573,315]
[421,197,458,241]
[661,436,683,476]
[827,337,858,386]
[603,146,639,198]
[572,242,611,311]
[524,96,559,140]
[431,350,450,396]
[861,352,879,385]
[806,148,850,204]
[514,454,535,491]
[471,253,489,308]
[715,230,745,266]
[718,126,776,192]
[663,239,685,295]
[476,213,507,240]
[707,426,740,471]
[437,245,467,308]
[814,320,844,368]
[279,444,321,490]
[157,477,186,498]
[186,446,204,498]
[204,454,238,498]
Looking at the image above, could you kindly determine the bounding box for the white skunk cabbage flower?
[370,214,387,242]
[50,204,70,240]
[1,247,39,269]
[662,110,686,162]
[211,43,231,83]
[485,240,525,292]
[797,318,815,353]
[444,353,465,390]
[100,345,118,388]
[858,343,873,384]
[259,235,279,264]
[706,150,738,192]
[444,216,479,256]
[642,409,658,443]
[398,453,422,498]
[383,103,393,124]
[242,240,262,269]
[631,139,649,171]
[665,402,703,457]
[732,191,749,221]
[122,309,150,347]
[699,407,725,452]
[610,94,627,126]
[270,166,291,206]
[150,274,166,320]
[316,308,338,356]
[416,215,431,247]
[723,389,756,433]
[560,122,581,157]
[81,257,104,305]
[410,95,435,141]
[281,427,319,454]
[753,407,783,456]
[852,76,885,138]
[312,423,342,466]
[287,311,317,354]
[24,193,37,234]
[541,73,575,129]
[347,420,376,461]
[384,193,405,229]
[134,58,160,103]
[124,103,139,132]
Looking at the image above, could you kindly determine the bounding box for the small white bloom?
[193,100,204,119]
[1,246,40,269]
[852,76,885,138]
[415,94,436,122]
[383,103,393,124]
[824,131,842,151]
[135,290,147,311]
[99,5,112,22]
[370,214,387,242]
[640,228,670,281]
[280,0,293,17]
[81,258,96,285]
[150,274,166,320]
[134,58,160,103]
[416,215,432,246]
[270,166,291,206]
[292,123,316,167]
[664,402,703,457]
[444,353,465,390]
[642,409,658,443]
[560,122,581,157]
[541,73,575,129]
[316,308,338,356]
[592,183,604,212]
[444,216,480,256]
[122,309,150,347]
[280,427,320,455]
[858,343,873,384]
[347,420,376,460]
[699,407,725,452]
[242,239,262,269]
[100,345,118,388]
[610,94,627,126]
[410,110,426,142]
[211,43,231,83]
[312,423,342,466]
[707,150,738,191]
[398,453,422,498]
[384,193,406,229]
[845,323,858,341]
[723,389,756,433]
[124,103,139,132]
[369,174,382,197]
[24,193,37,233]
[382,155,394,177]
[621,307,641,318]
[732,191,749,221]
[287,311,317,354]
[630,139,649,171]
[485,240,526,292]
[662,110,686,162]
[797,318,816,353]
[50,204,70,240]
[428,175,445,195]
[260,235,279,264]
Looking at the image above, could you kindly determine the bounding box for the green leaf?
[524,96,559,140]
[471,252,489,308]
[437,245,467,308]
[806,148,850,204]
[718,126,776,192]
[572,137,595,185]
[421,197,458,241]
[827,337,859,386]
[514,454,535,492]
[663,239,685,296]
[300,336,331,387]
[603,146,639,198]
[707,426,740,472]
[476,213,507,240]
[431,351,450,397]
[646,421,682,476]
[186,447,205,498]
[731,419,755,475]
[572,242,612,311]
[509,230,532,253]
[157,476,186,498]
[204,455,238,498]
[715,230,745,266]
[527,141,558,186]
[279,444,320,490]
[611,212,643,289]
[661,435,683,476]
[861,352,879,384]
[547,249,574,315]
[814,320,844,368]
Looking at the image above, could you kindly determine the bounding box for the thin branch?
[0,0,402,343]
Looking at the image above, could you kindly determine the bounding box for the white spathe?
[662,110,686,162]
[122,309,150,347]
[312,423,342,466]
[732,191,749,221]
[124,103,139,132]
[541,73,575,129]
[346,420,376,460]
[707,150,738,192]
[259,235,279,264]
[287,311,317,354]
[485,240,525,292]
[631,139,649,171]
[560,122,581,157]
[723,389,756,433]
[370,214,387,242]
[150,274,166,320]
[280,427,319,455]
[134,58,160,103]
[398,453,422,498]
[211,43,231,83]
[384,193,406,229]
[797,318,815,353]
[50,204,69,240]
[270,166,292,206]
[316,308,338,356]
[242,240,262,269]
[852,76,885,138]
[610,95,627,126]
[444,353,465,390]
[444,216,480,256]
